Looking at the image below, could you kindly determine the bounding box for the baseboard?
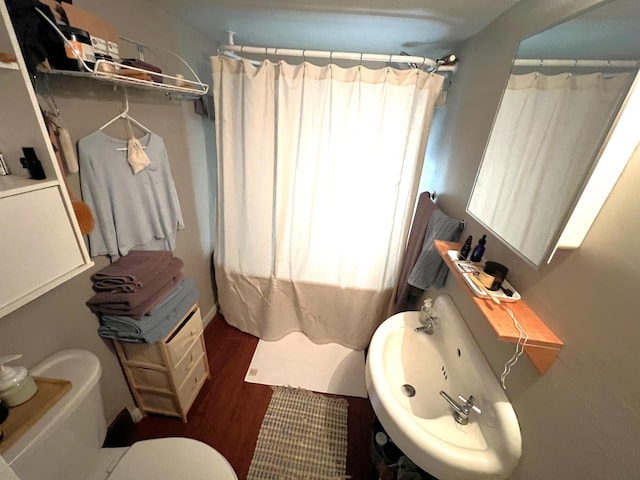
[201,303,219,328]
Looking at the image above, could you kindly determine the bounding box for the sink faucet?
[439,391,482,425]
[415,300,438,335]
[415,320,435,335]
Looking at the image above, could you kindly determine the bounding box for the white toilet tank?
[3,349,125,480]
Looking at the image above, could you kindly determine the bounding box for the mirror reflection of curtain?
[469,72,632,264]
[211,57,443,349]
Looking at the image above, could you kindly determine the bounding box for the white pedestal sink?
[366,295,522,480]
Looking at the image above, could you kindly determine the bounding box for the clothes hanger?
[99,89,151,136]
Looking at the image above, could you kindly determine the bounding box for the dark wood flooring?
[111,314,377,479]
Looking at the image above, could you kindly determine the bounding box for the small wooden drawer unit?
[113,305,210,422]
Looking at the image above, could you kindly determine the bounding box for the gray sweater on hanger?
[78,130,184,260]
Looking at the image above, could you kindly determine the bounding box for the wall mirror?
[467,0,640,268]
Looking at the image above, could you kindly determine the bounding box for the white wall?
[423,0,640,477]
[0,0,217,423]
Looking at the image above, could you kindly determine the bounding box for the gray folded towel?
[407,209,462,290]
[87,258,183,310]
[91,250,174,292]
[89,272,185,320]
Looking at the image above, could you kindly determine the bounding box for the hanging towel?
[407,209,462,290]
[389,192,439,315]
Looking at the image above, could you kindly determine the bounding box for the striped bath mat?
[247,387,349,479]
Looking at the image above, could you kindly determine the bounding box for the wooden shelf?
[435,240,563,375]
[0,377,71,455]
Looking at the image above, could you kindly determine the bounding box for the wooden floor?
[113,314,377,479]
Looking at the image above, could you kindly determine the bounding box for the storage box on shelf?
[31,2,208,98]
[113,305,210,422]
[434,239,563,375]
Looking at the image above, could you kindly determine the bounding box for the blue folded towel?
[98,277,199,343]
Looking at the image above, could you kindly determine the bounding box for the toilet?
[2,349,237,480]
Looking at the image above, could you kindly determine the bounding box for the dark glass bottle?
[459,235,473,260]
[470,235,487,262]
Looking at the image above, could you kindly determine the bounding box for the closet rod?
[218,44,458,73]
[514,59,639,69]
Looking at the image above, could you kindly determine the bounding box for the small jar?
[0,355,39,407]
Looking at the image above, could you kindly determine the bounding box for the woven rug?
[247,386,349,480]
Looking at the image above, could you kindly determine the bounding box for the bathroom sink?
[365,295,521,480]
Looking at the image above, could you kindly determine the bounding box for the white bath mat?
[245,332,368,398]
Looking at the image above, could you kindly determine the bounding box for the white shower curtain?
[212,57,443,349]
[469,72,632,265]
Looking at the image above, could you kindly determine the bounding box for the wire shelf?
[43,60,208,99]
[33,8,209,99]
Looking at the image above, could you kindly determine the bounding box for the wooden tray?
[0,376,72,454]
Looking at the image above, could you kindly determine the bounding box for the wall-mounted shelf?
[41,59,208,99]
[0,60,18,70]
[435,239,563,375]
[0,177,58,199]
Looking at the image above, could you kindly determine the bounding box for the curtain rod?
[218,44,458,73]
[514,59,639,69]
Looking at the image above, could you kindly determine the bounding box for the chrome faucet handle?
[415,321,434,335]
[457,394,482,415]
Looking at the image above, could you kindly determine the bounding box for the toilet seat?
[107,438,237,480]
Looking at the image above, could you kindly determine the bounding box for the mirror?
[467,0,639,268]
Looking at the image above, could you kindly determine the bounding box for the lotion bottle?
[470,235,487,262]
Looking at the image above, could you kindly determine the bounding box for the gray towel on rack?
[407,209,462,290]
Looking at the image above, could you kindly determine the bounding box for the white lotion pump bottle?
[0,354,38,407]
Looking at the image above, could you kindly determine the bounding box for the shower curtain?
[468,72,632,264]
[211,57,443,349]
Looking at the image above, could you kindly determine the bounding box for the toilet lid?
[107,438,237,480]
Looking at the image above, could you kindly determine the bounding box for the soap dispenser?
[0,355,38,407]
[470,235,487,262]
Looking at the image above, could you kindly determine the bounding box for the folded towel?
[407,209,462,290]
[87,258,183,310]
[89,272,185,320]
[91,250,174,291]
[98,278,199,343]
